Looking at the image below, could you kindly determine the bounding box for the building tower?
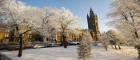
[87,8,100,41]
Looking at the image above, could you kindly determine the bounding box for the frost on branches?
[108,0,140,45]
[78,32,93,60]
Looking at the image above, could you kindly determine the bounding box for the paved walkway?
[0,46,138,60]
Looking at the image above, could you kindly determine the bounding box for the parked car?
[33,44,45,48]
[6,42,33,50]
[24,44,33,49]
[68,41,80,45]
[47,43,60,47]
[6,44,19,51]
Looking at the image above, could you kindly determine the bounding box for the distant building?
[87,8,100,41]
[0,24,8,43]
[0,28,6,43]
[55,29,83,44]
[8,25,31,44]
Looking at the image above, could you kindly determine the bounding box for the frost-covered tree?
[0,0,50,57]
[0,0,80,43]
[0,0,49,41]
[78,32,93,60]
[0,0,80,57]
[45,7,79,48]
[106,29,126,50]
[108,0,140,45]
[100,32,110,51]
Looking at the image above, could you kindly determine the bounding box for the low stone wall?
[0,53,12,60]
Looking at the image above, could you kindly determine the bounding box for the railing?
[0,53,12,60]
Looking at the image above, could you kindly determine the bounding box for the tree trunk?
[114,45,117,50]
[118,45,121,50]
[135,31,139,38]
[63,35,67,48]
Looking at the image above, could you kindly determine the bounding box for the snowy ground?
[0,46,139,60]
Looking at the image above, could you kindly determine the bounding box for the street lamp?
[18,34,22,57]
[14,25,23,57]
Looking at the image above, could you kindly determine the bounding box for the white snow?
[0,46,139,60]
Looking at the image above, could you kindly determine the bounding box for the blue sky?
[21,0,112,32]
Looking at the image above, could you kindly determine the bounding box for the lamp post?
[18,34,22,57]
[14,24,23,57]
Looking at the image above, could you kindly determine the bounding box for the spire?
[90,8,94,15]
[89,8,95,18]
[90,8,93,12]
[87,14,89,20]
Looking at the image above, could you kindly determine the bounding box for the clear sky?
[21,0,112,32]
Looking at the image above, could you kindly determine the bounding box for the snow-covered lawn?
[0,46,138,60]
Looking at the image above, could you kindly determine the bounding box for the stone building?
[0,22,10,43]
[0,26,7,43]
[8,25,31,44]
[55,29,83,44]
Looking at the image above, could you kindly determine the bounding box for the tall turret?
[87,8,100,41]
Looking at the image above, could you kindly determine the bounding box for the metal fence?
[0,53,12,60]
